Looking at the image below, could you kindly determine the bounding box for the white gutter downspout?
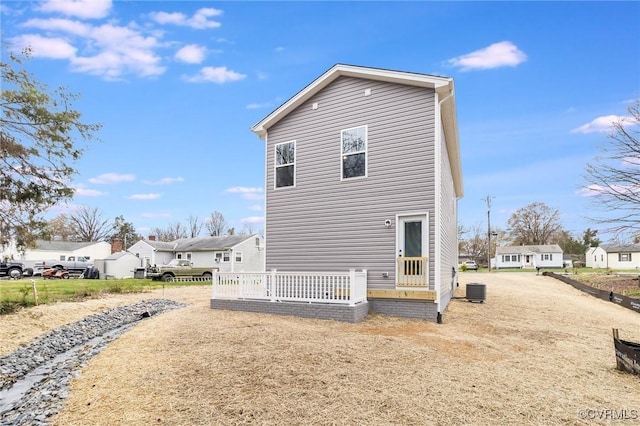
[435,83,454,324]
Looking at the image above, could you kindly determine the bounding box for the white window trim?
[235,251,243,263]
[340,125,368,180]
[274,140,296,189]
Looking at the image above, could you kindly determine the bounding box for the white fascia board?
[251,64,453,139]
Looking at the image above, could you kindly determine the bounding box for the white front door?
[397,214,427,259]
[396,214,428,285]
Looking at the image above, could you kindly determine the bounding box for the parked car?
[463,261,479,271]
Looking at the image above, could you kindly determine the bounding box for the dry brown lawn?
[2,273,639,425]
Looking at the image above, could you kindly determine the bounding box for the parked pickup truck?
[147,259,216,282]
[37,256,93,273]
[0,261,24,279]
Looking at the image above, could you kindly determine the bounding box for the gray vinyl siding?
[438,120,459,309]
[265,76,437,290]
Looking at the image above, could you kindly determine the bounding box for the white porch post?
[349,269,356,306]
[270,269,277,302]
[212,269,218,299]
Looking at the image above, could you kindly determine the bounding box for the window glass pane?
[404,221,422,257]
[342,153,366,178]
[342,127,366,154]
[276,165,294,187]
[276,142,295,165]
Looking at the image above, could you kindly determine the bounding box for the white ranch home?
[494,244,564,269]
[211,64,462,323]
[585,244,640,269]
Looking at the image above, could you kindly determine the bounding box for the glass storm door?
[397,215,427,282]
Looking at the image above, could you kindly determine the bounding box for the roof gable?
[251,64,462,197]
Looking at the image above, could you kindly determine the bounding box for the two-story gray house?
[236,64,462,323]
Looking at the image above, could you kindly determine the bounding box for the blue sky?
[2,1,639,241]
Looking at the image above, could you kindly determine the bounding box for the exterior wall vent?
[364,88,371,97]
[312,102,318,110]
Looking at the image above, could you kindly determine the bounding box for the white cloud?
[571,114,635,134]
[175,44,206,64]
[149,7,222,29]
[448,41,527,71]
[240,216,265,225]
[125,193,161,200]
[183,66,246,83]
[22,17,90,35]
[225,186,264,200]
[11,34,77,59]
[275,46,285,52]
[73,186,107,196]
[246,102,273,110]
[37,0,112,19]
[88,173,135,184]
[19,17,165,79]
[248,204,262,211]
[142,177,185,185]
[577,183,640,198]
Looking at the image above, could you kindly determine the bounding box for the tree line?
[459,201,604,266]
[43,207,260,246]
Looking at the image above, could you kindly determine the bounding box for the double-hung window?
[619,253,632,262]
[275,141,295,188]
[341,125,367,179]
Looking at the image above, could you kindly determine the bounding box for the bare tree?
[187,214,203,238]
[68,206,114,242]
[460,223,488,264]
[507,202,562,245]
[149,221,188,242]
[44,214,75,241]
[584,101,640,235]
[206,211,227,236]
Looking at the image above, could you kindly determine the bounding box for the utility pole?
[484,196,494,271]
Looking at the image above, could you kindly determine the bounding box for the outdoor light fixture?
[384,219,392,227]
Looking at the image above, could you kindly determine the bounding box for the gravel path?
[0,299,187,426]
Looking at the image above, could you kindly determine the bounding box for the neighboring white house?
[585,246,607,269]
[585,244,640,270]
[494,244,564,269]
[2,240,112,266]
[212,64,462,323]
[128,235,264,272]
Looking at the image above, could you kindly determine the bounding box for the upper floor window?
[275,141,295,188]
[235,251,243,263]
[341,126,367,179]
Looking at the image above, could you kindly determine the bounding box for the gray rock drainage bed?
[0,299,187,426]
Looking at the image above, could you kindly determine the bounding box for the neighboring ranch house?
[585,244,640,270]
[93,251,144,279]
[212,64,462,323]
[128,235,264,272]
[494,244,564,269]
[5,240,111,266]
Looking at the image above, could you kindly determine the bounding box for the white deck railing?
[212,269,367,306]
